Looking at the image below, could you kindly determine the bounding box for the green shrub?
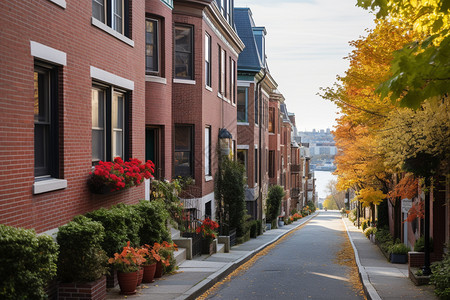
[0,224,58,299]
[135,200,170,245]
[215,158,247,237]
[266,185,284,223]
[348,208,357,222]
[430,251,450,299]
[413,236,434,252]
[389,243,410,255]
[249,220,258,238]
[306,200,316,212]
[57,216,108,282]
[256,220,262,235]
[375,227,393,244]
[361,219,369,231]
[364,227,376,238]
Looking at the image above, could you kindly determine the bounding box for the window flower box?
[88,158,154,194]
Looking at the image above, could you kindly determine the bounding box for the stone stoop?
[173,247,187,266]
[216,243,225,253]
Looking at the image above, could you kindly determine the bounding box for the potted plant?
[152,242,171,278]
[57,216,109,300]
[389,243,411,264]
[108,241,146,295]
[140,244,161,283]
[88,157,154,194]
[196,218,219,255]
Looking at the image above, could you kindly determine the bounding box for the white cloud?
[235,0,375,130]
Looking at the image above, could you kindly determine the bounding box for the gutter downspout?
[256,69,266,221]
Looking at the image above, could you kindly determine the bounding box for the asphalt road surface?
[204,211,365,300]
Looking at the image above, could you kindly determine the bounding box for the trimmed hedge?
[0,224,59,299]
[57,216,108,282]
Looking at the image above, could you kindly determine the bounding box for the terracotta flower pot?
[143,263,157,283]
[136,267,144,286]
[117,271,138,295]
[154,260,163,278]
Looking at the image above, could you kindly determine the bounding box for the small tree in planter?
[215,157,247,237]
[266,185,284,229]
[57,216,109,300]
[0,224,58,300]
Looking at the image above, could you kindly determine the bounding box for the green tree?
[215,157,247,237]
[266,185,284,228]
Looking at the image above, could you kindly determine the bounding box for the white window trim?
[205,176,213,182]
[47,0,66,9]
[146,75,167,84]
[91,17,135,47]
[237,145,249,150]
[173,78,196,85]
[237,122,249,126]
[33,178,67,194]
[30,41,67,66]
[90,66,134,90]
[237,81,252,87]
[205,85,213,92]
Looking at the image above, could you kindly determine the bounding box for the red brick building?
[171,0,244,218]
[0,0,146,234]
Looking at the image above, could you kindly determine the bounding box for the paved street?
[204,211,364,300]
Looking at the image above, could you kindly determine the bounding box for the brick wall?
[58,276,106,300]
[0,0,145,232]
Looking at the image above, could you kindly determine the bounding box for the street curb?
[176,212,319,300]
[342,218,382,300]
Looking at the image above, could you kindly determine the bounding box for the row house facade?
[0,0,244,234]
[234,8,277,221]
[0,0,146,233]
[0,0,313,238]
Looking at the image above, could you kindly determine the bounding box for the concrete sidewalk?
[343,217,437,300]
[106,213,318,300]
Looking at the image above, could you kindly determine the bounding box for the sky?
[234,0,375,131]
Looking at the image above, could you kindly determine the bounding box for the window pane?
[146,19,159,73]
[237,87,247,122]
[112,92,124,130]
[175,26,192,79]
[205,127,210,175]
[175,52,192,79]
[34,124,49,176]
[113,131,123,158]
[175,126,191,151]
[174,151,191,177]
[92,129,104,161]
[175,27,191,52]
[112,0,123,33]
[92,0,105,22]
[34,71,49,123]
[91,89,104,128]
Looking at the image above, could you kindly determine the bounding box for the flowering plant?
[108,241,146,273]
[152,241,178,267]
[196,218,219,241]
[141,244,161,265]
[88,157,154,193]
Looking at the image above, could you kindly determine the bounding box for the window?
[92,0,127,35]
[92,85,126,164]
[255,94,259,125]
[205,33,211,87]
[254,148,258,185]
[237,149,248,175]
[269,150,275,178]
[174,125,193,177]
[218,47,226,96]
[205,126,211,176]
[34,63,59,178]
[175,25,193,79]
[230,59,236,104]
[269,107,275,133]
[146,18,159,74]
[237,87,248,122]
